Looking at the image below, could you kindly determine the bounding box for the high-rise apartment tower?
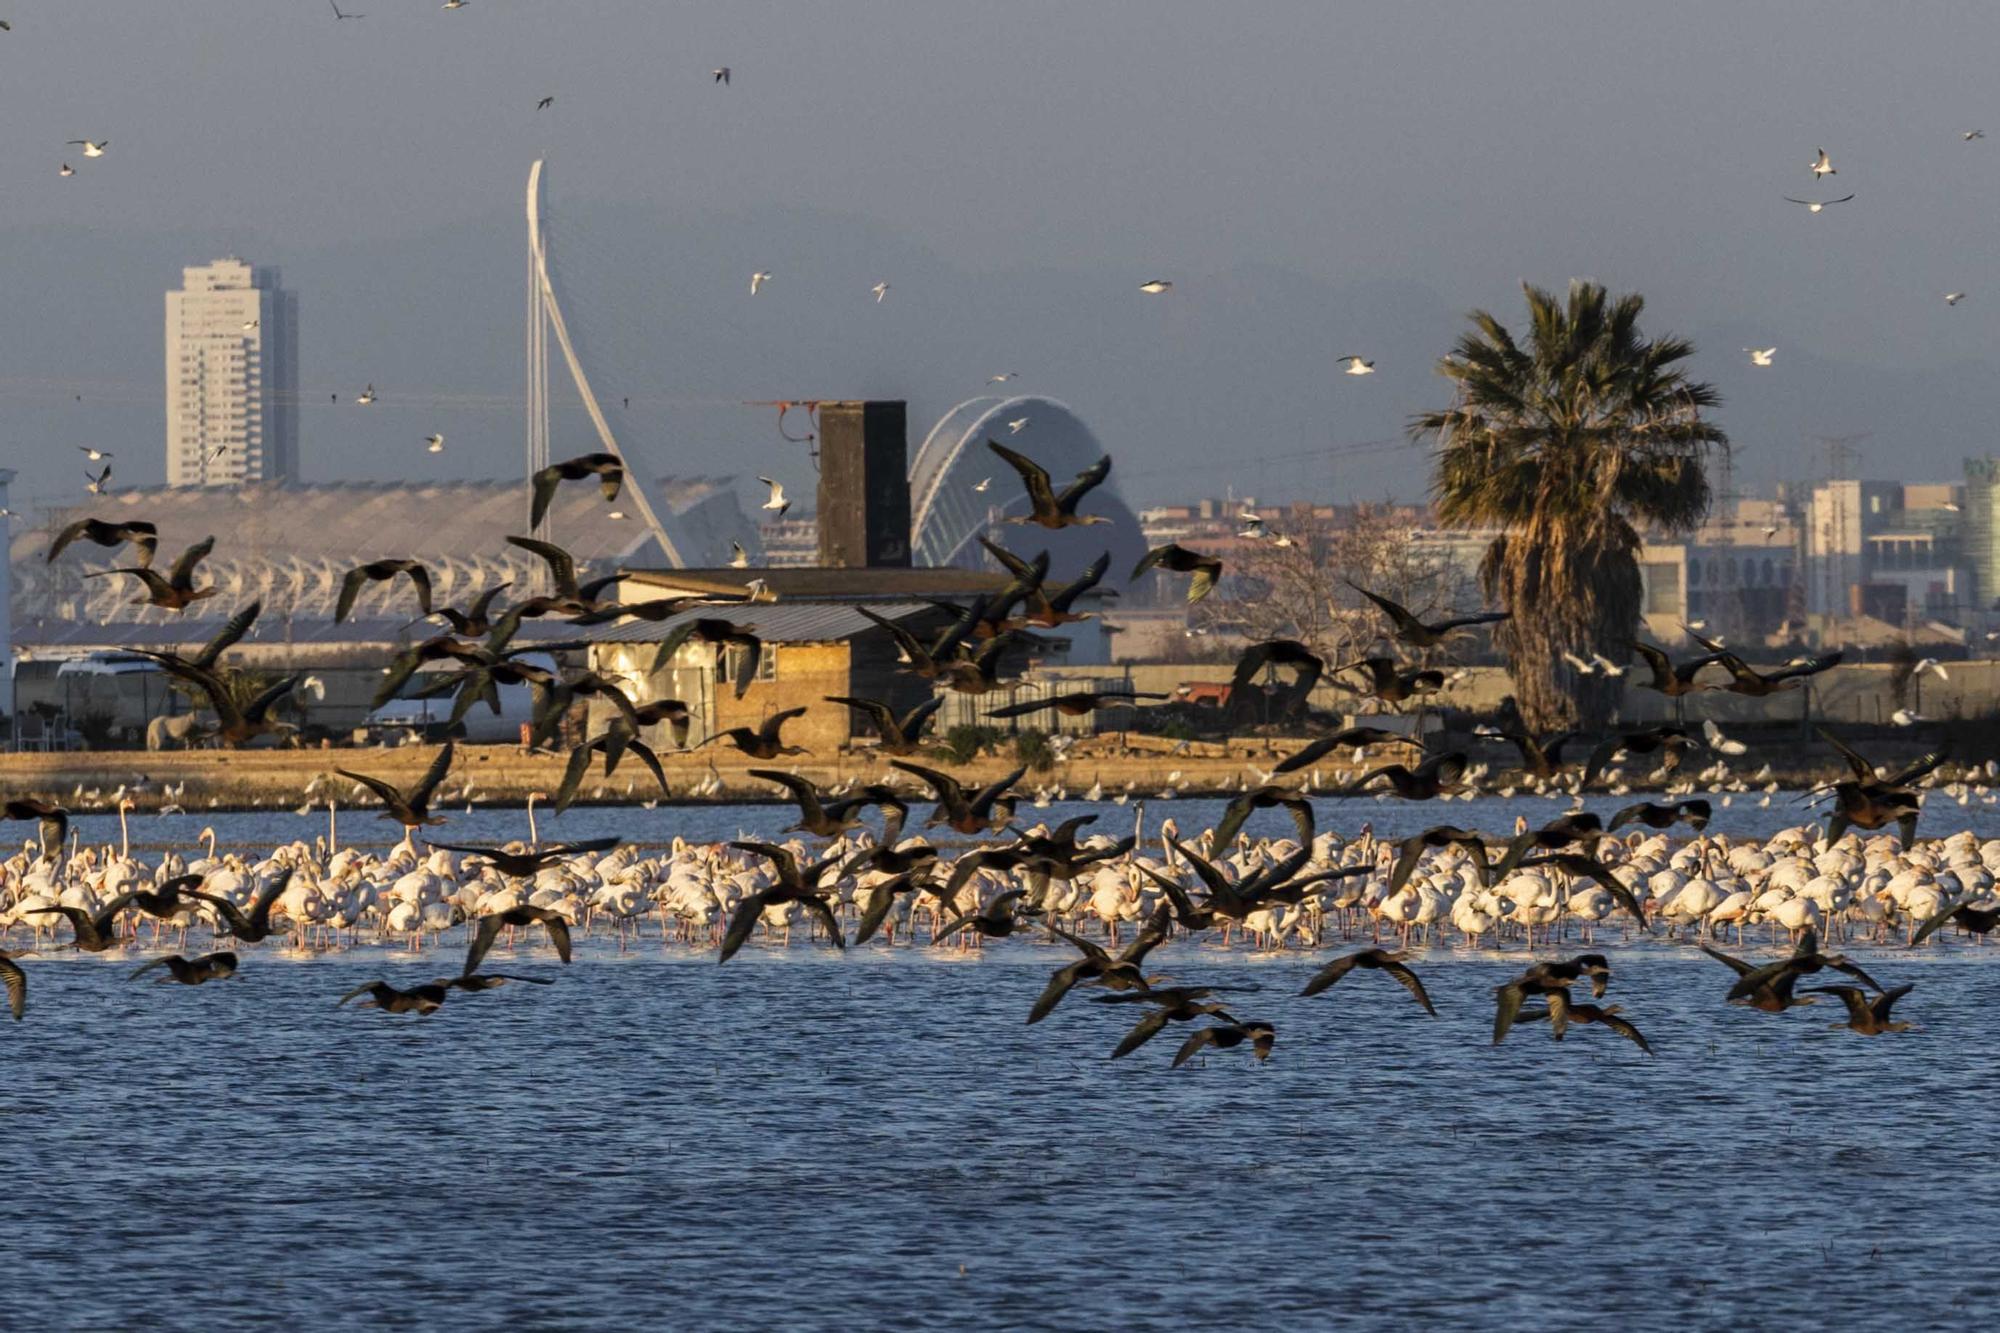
[165,258,298,486]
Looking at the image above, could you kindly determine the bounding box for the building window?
[718,644,777,685]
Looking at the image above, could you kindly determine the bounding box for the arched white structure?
[909,395,1145,573]
[526,159,684,565]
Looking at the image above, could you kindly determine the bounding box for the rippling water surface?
[11,800,2000,1329]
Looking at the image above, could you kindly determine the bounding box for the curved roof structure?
[10,477,757,628]
[909,395,1146,576]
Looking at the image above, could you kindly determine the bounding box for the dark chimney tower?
[815,400,911,568]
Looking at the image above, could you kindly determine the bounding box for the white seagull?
[1784,194,1854,212]
[728,542,750,569]
[1703,720,1748,757]
[442,0,467,10]
[59,163,73,178]
[242,319,259,330]
[750,271,772,295]
[1911,657,1949,681]
[714,67,731,85]
[973,477,991,493]
[77,445,113,461]
[67,139,108,158]
[1745,347,1776,366]
[988,372,1018,383]
[1338,356,1376,376]
[1946,292,1967,306]
[356,384,376,405]
[1139,279,1173,294]
[758,476,790,518]
[423,434,445,453]
[871,281,890,303]
[1007,417,1029,434]
[1809,147,1836,178]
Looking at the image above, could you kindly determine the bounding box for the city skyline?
[4,3,2000,514]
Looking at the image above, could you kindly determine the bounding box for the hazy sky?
[5,1,1999,514]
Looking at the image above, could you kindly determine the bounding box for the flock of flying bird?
[7,439,1988,1063]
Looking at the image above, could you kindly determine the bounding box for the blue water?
[61,788,2000,856]
[9,802,2000,1329]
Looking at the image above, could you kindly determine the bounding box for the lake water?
[9,798,2000,1329]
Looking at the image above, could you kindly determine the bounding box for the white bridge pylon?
[525,158,682,566]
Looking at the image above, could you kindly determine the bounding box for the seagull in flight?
[1745,347,1776,366]
[988,372,1018,383]
[1784,194,1854,212]
[872,281,890,303]
[78,445,113,461]
[1338,356,1376,376]
[329,1,363,17]
[729,542,750,569]
[242,318,259,330]
[973,477,992,493]
[1139,279,1173,294]
[537,96,554,111]
[758,476,790,518]
[68,139,108,158]
[59,163,74,177]
[442,0,468,9]
[356,384,376,405]
[85,464,112,495]
[750,271,772,295]
[714,67,731,85]
[1007,417,1029,433]
[1946,292,1967,306]
[1965,129,1985,141]
[1809,147,1836,178]
[423,434,445,454]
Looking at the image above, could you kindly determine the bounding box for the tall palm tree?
[1412,280,1726,729]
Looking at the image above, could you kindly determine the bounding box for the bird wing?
[1909,898,1963,948]
[1379,959,1437,1016]
[1599,1012,1653,1055]
[1698,943,1756,977]
[1431,610,1510,632]
[1629,642,1673,691]
[800,893,845,950]
[1491,983,1526,1045]
[1272,736,1340,774]
[1874,983,1914,1020]
[1171,1026,1222,1068]
[1051,453,1112,514]
[529,463,563,530]
[729,840,801,885]
[1186,558,1222,603]
[1885,749,1949,789]
[410,742,456,806]
[985,697,1056,719]
[0,955,24,1020]
[504,534,579,598]
[1110,1008,1174,1059]
[464,915,508,976]
[758,706,808,744]
[1027,959,1091,1025]
[167,535,216,588]
[1129,544,1173,581]
[1606,801,1651,832]
[1299,951,1364,998]
[826,694,896,736]
[1346,582,1426,638]
[246,869,296,931]
[1580,737,1626,791]
[1815,727,1876,781]
[1388,836,1429,892]
[193,599,262,669]
[986,439,1059,514]
[542,913,574,964]
[1807,985,1874,1025]
[333,567,371,623]
[242,674,302,725]
[334,767,406,810]
[750,768,824,822]
[553,741,600,814]
[1827,957,1886,993]
[971,766,1028,815]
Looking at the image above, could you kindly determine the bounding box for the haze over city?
[5,1,1999,510]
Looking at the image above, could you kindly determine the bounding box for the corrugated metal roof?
[579,600,934,644]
